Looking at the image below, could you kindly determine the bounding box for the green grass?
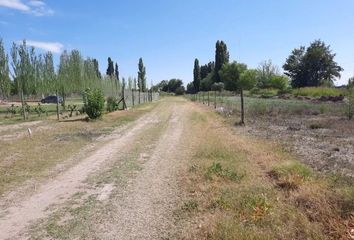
[292,87,345,97]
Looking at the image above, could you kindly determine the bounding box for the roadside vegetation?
[180,106,354,240]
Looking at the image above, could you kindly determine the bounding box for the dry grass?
[179,103,354,240]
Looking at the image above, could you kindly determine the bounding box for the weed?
[205,162,243,182]
[182,200,198,212]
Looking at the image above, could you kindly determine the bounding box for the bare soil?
[237,114,354,177]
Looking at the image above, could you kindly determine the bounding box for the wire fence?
[187,91,346,118]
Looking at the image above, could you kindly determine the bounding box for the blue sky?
[0,0,353,86]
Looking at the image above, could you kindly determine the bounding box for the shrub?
[175,86,185,95]
[82,88,105,119]
[106,97,119,112]
[270,75,289,90]
[211,82,225,92]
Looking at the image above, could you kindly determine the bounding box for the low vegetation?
[181,108,354,240]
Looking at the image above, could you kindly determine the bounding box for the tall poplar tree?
[193,58,201,92]
[215,40,229,82]
[106,57,114,76]
[138,58,146,92]
[0,38,11,98]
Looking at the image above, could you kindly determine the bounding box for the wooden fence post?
[208,91,210,106]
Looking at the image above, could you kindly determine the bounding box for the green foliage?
[193,58,201,92]
[186,82,196,94]
[240,69,257,90]
[175,86,185,95]
[200,73,213,91]
[205,162,243,182]
[200,62,214,80]
[0,38,11,98]
[283,40,343,88]
[138,58,146,92]
[256,60,280,89]
[270,75,289,90]
[345,89,354,120]
[106,57,114,76]
[106,97,119,112]
[211,82,224,92]
[292,87,344,97]
[219,62,248,91]
[215,40,230,82]
[168,79,183,92]
[83,88,105,119]
[34,103,45,117]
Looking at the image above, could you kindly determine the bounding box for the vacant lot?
[0,97,353,239]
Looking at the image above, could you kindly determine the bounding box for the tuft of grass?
[182,200,199,212]
[205,162,244,182]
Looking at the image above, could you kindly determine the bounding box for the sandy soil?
[0,98,193,240]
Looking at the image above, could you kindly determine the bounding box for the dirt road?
[0,98,193,239]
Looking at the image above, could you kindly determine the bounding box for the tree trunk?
[20,89,26,120]
[240,88,245,125]
[56,90,60,121]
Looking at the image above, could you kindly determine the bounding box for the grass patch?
[292,87,344,97]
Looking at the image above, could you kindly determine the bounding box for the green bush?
[83,88,105,119]
[270,75,289,90]
[106,97,119,112]
[175,86,185,95]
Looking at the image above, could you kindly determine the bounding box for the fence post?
[132,89,135,106]
[138,90,141,104]
[214,91,217,109]
[208,91,210,106]
[202,92,205,104]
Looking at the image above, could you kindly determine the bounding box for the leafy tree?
[220,62,252,124]
[348,76,354,88]
[200,62,214,80]
[128,77,133,90]
[211,82,224,92]
[114,63,120,93]
[57,50,70,105]
[138,58,146,92]
[186,82,196,94]
[93,59,101,79]
[215,40,229,82]
[283,40,343,88]
[0,38,11,98]
[167,79,183,93]
[43,52,56,93]
[256,60,279,88]
[11,40,35,119]
[175,86,185,95]
[270,75,289,90]
[193,58,201,92]
[220,62,247,91]
[106,57,114,76]
[200,73,213,91]
[69,50,83,93]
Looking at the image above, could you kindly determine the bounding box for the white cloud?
[0,0,54,16]
[24,40,64,53]
[0,0,30,11]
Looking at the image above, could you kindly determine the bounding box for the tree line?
[190,39,345,94]
[0,37,149,119]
